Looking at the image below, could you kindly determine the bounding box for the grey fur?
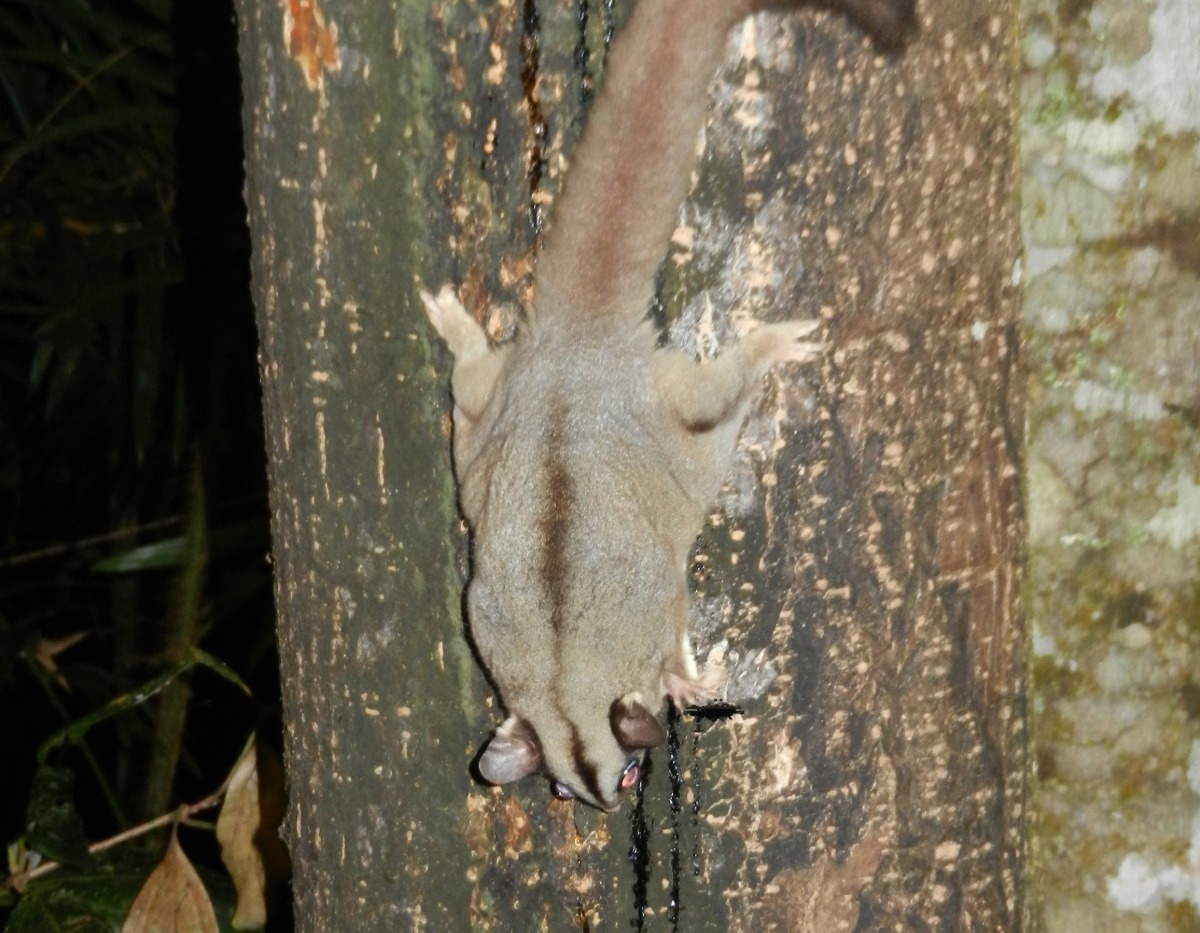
[422,0,912,809]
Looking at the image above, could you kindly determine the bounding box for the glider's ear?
[477,716,542,785]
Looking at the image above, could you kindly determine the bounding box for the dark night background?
[1,0,281,923]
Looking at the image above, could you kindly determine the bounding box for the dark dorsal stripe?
[684,416,719,434]
[568,722,604,804]
[538,405,573,634]
[520,720,544,761]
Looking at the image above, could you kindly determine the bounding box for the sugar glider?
[422,0,914,810]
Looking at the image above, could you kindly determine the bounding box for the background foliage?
[0,0,279,926]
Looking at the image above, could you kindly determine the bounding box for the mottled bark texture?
[237,0,1025,930]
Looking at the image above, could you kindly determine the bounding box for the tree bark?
[237,0,1026,930]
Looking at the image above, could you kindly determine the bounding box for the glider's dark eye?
[552,781,576,800]
[619,759,639,791]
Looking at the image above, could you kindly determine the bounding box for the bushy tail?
[530,0,914,330]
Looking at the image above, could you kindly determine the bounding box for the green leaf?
[90,537,185,573]
[92,522,269,573]
[4,886,113,933]
[1,104,175,165]
[24,765,90,868]
[192,649,251,697]
[36,646,250,765]
[6,854,242,932]
[37,658,193,764]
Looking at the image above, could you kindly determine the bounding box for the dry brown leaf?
[31,631,87,689]
[216,739,268,929]
[122,830,219,933]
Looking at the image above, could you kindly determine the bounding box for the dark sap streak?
[628,750,652,931]
[684,701,744,722]
[520,0,547,236]
[667,703,683,931]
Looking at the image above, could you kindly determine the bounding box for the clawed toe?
[664,660,727,710]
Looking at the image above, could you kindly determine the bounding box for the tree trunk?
[236,0,1026,930]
